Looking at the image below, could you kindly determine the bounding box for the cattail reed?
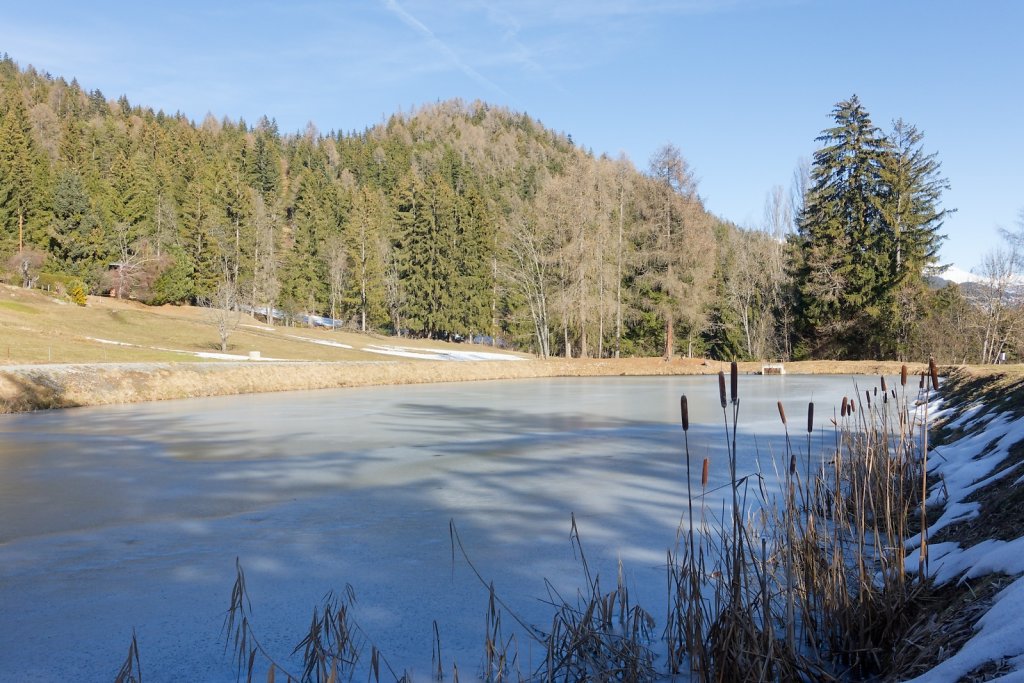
[841,396,849,417]
[929,357,939,391]
[730,361,738,405]
[701,458,709,488]
[865,389,871,407]
[919,372,925,389]
[901,364,908,386]
[777,400,787,426]
[718,371,727,408]
[807,402,814,433]
[881,375,888,393]
[680,395,689,432]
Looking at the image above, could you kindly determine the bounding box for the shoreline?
[0,357,932,413]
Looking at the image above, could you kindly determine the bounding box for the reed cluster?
[664,360,937,681]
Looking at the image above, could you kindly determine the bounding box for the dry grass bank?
[0,357,933,413]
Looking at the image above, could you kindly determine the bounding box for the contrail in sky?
[382,0,509,98]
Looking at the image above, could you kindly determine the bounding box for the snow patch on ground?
[284,334,353,349]
[902,391,1024,682]
[86,336,140,347]
[362,344,523,361]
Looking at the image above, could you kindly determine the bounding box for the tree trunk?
[665,314,674,359]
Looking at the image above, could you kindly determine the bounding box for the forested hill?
[2,56,973,362]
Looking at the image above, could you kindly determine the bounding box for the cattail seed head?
[850,400,856,414]
[901,364,908,386]
[778,400,787,426]
[807,402,814,434]
[718,371,727,408]
[789,453,797,475]
[730,361,738,405]
[841,396,849,417]
[701,458,709,488]
[929,357,940,391]
[881,376,887,393]
[680,395,689,432]
[865,389,871,407]
[919,372,925,389]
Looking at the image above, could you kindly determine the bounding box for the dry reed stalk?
[668,366,932,681]
[114,629,143,683]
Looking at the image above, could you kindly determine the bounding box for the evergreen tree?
[246,118,281,201]
[876,119,952,357]
[49,168,103,274]
[344,185,389,331]
[280,163,332,314]
[793,96,895,358]
[395,171,459,338]
[794,97,950,359]
[0,90,49,252]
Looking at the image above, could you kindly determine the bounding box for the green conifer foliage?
[793,95,948,358]
[0,91,49,252]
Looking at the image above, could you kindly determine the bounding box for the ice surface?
[0,375,854,681]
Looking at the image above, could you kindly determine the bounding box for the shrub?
[67,280,88,306]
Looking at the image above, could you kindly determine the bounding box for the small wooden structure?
[762,363,785,375]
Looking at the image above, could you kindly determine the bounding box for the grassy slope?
[0,283,945,412]
[0,284,492,364]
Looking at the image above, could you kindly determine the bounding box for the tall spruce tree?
[877,119,951,357]
[0,90,49,252]
[794,96,893,358]
[794,97,949,359]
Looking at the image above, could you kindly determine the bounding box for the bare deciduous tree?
[7,248,46,288]
[250,192,280,324]
[500,194,553,358]
[973,215,1024,364]
[325,236,348,327]
[202,274,241,353]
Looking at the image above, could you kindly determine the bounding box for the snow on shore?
[362,344,524,361]
[904,389,1024,681]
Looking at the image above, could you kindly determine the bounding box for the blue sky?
[2,0,1021,274]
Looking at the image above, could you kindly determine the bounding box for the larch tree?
[636,143,713,359]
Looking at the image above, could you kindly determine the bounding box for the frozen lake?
[0,374,860,681]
